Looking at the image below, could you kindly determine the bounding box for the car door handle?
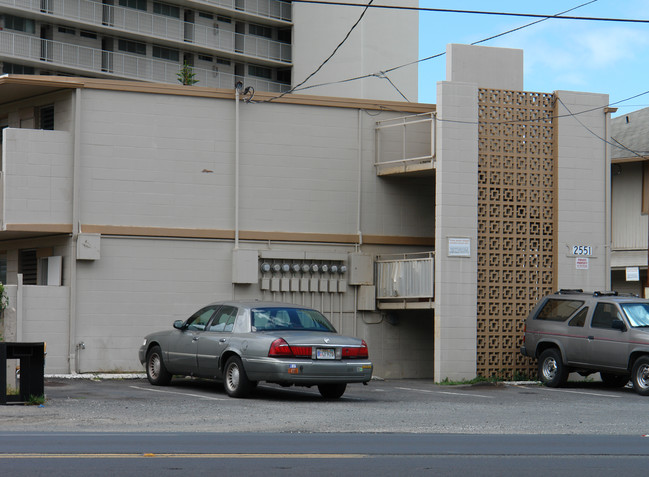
[588,336,594,340]
[219,338,227,343]
[192,337,199,342]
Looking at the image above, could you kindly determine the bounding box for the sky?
[417,0,649,116]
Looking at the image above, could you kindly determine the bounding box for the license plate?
[316,348,335,360]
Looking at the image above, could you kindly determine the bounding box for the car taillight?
[268,339,312,358]
[269,338,293,357]
[342,340,369,359]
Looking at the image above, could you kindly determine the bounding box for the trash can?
[0,342,45,404]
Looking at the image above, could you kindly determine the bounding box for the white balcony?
[0,0,292,23]
[0,30,291,92]
[376,252,435,309]
[0,0,292,63]
[375,112,436,176]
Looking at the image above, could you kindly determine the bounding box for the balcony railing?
[0,0,292,23]
[0,30,290,92]
[375,112,436,176]
[376,252,434,309]
[0,0,292,63]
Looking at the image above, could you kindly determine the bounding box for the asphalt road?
[1,432,649,477]
[1,376,648,434]
[2,377,649,475]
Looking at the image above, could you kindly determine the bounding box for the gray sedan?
[138,301,373,399]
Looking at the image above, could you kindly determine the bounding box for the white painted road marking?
[130,385,228,401]
[396,386,494,399]
[519,385,622,398]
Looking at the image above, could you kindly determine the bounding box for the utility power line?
[290,0,649,24]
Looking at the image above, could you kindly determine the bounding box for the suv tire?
[631,356,649,396]
[538,349,568,388]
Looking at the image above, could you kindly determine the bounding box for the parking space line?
[130,385,228,401]
[396,386,494,399]
[519,385,622,398]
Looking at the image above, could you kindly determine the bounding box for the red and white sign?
[576,257,589,270]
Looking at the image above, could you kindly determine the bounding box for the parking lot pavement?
[2,376,648,435]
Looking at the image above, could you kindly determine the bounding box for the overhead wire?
[289,0,599,96]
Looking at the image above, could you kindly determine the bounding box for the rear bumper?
[243,356,373,385]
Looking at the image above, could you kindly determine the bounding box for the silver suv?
[521,290,649,395]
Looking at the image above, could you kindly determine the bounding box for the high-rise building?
[0,0,419,100]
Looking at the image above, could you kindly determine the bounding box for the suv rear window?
[536,299,584,322]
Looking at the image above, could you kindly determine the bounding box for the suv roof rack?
[593,291,619,297]
[555,289,584,295]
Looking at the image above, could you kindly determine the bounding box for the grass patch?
[439,371,536,386]
[26,394,46,406]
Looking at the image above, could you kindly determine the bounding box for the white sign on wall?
[576,257,589,270]
[626,267,640,282]
[448,238,471,257]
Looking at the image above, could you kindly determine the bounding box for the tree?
[177,62,198,86]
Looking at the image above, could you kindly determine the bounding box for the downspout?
[234,83,242,250]
[604,107,615,291]
[357,109,363,247]
[69,88,81,374]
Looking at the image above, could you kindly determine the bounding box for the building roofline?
[0,75,436,113]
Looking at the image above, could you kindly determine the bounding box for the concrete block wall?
[555,91,610,292]
[434,80,479,381]
[74,236,434,375]
[3,129,73,226]
[78,90,435,238]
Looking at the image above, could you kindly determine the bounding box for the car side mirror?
[173,320,185,330]
[611,319,627,332]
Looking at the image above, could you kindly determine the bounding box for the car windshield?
[621,303,649,327]
[251,307,336,332]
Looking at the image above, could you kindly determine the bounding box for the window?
[186,306,218,331]
[249,23,272,38]
[19,249,38,285]
[216,57,231,66]
[536,299,584,322]
[621,303,649,327]
[38,105,55,130]
[2,63,35,75]
[198,54,213,62]
[216,15,231,23]
[277,69,290,85]
[208,306,238,332]
[80,30,98,39]
[57,26,76,35]
[118,0,146,11]
[3,15,36,34]
[152,45,179,62]
[153,2,179,18]
[118,39,146,55]
[591,303,623,329]
[0,253,6,284]
[277,29,291,44]
[198,11,213,19]
[568,307,588,327]
[248,65,271,79]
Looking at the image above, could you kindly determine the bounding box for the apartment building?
[0,0,419,100]
[610,108,649,296]
[0,44,610,381]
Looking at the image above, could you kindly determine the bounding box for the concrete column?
[434,81,479,381]
[554,91,610,291]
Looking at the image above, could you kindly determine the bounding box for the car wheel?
[146,345,172,386]
[538,349,568,388]
[223,356,252,398]
[600,372,630,388]
[631,356,649,396]
[317,383,347,399]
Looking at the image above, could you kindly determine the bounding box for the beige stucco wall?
[555,90,610,292]
[292,0,419,101]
